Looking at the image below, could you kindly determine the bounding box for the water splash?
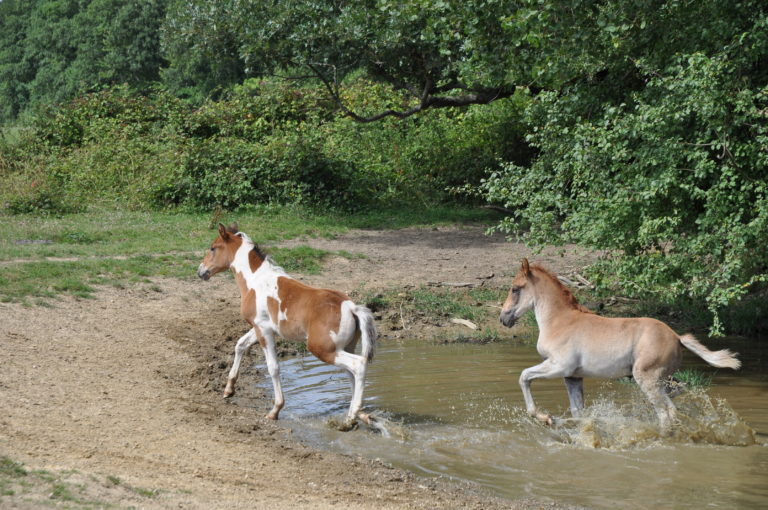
[325,411,412,440]
[543,387,758,449]
[364,412,412,440]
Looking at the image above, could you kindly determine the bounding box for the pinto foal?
[198,223,377,430]
[500,259,740,432]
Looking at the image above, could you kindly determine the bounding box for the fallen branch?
[573,273,595,289]
[427,281,479,288]
[450,318,478,330]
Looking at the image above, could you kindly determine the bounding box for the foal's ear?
[218,223,229,239]
[227,222,239,234]
[521,258,530,276]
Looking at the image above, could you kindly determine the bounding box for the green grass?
[0,457,27,479]
[50,482,77,501]
[0,204,497,261]
[0,456,165,508]
[409,288,482,322]
[0,204,498,303]
[673,368,713,388]
[363,286,506,324]
[271,245,339,275]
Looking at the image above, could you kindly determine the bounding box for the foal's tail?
[354,305,378,363]
[679,334,741,369]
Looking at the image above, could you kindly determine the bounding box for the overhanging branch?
[307,62,538,122]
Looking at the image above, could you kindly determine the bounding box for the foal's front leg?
[224,328,258,398]
[519,359,566,425]
[564,377,584,417]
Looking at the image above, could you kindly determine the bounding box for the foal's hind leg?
[633,367,676,434]
[224,328,258,398]
[261,332,284,420]
[333,350,369,429]
[564,377,584,417]
[340,336,373,425]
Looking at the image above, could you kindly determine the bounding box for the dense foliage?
[0,0,166,120]
[1,80,527,212]
[479,1,768,332]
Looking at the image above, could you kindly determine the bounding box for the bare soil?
[0,225,592,509]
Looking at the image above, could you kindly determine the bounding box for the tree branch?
[307,62,538,122]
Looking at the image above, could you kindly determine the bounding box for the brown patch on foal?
[248,249,264,273]
[275,277,346,363]
[241,288,257,326]
[233,271,257,326]
[266,296,279,324]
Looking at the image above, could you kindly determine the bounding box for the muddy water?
[254,338,768,509]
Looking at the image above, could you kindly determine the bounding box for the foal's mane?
[531,264,592,313]
[250,243,266,261]
[224,224,267,261]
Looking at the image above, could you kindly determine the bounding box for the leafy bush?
[322,78,530,204]
[482,38,768,334]
[181,79,332,141]
[6,188,82,215]
[165,132,358,210]
[31,85,186,147]
[4,78,526,213]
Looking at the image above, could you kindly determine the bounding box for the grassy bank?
[0,205,497,304]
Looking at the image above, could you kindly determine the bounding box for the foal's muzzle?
[500,309,518,328]
[197,264,211,281]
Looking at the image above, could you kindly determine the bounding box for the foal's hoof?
[223,389,235,398]
[535,412,554,426]
[337,419,359,432]
[358,412,374,426]
[265,411,280,421]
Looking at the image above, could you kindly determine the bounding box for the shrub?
[31,85,186,148]
[481,48,768,335]
[6,187,82,215]
[164,132,359,210]
[322,78,531,205]
[3,78,532,213]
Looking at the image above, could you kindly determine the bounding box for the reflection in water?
[253,339,768,510]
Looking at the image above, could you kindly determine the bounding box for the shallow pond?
[252,337,768,509]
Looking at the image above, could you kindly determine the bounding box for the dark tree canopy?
[160,0,767,123]
[0,0,166,119]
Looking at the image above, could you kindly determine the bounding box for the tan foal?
[500,259,740,432]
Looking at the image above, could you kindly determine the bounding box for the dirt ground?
[0,225,592,509]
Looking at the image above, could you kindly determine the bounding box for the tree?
[0,0,166,121]
[160,0,246,102]
[162,0,561,120]
[0,0,34,119]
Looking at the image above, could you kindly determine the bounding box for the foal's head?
[500,258,537,327]
[197,223,243,281]
[500,259,590,327]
